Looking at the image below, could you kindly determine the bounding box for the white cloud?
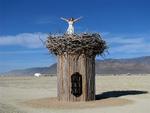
[101,32,150,55]
[0,50,47,55]
[110,43,150,53]
[0,33,48,48]
[107,37,144,44]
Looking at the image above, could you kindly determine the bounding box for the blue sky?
[0,0,150,73]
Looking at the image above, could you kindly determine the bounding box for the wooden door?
[71,72,82,97]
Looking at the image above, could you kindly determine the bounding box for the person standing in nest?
[61,17,82,35]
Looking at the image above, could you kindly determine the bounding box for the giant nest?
[46,33,107,57]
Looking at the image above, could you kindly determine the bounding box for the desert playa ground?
[0,75,150,113]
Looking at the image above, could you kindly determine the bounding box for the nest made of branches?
[46,33,107,57]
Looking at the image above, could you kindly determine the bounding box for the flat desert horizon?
[0,75,150,113]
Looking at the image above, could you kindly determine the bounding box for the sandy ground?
[0,75,150,113]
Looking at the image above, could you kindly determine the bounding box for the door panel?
[71,72,82,97]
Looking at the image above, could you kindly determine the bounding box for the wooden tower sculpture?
[46,17,107,102]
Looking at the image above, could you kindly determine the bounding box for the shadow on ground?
[96,90,148,100]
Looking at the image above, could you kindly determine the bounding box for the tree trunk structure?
[57,54,95,101]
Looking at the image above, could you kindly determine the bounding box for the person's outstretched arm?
[60,17,68,22]
[74,16,83,22]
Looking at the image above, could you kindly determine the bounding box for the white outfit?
[67,21,74,34]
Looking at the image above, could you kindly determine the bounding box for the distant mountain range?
[2,56,150,76]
